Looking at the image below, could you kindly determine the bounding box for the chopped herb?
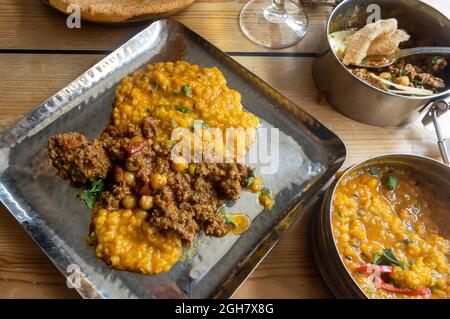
[408,260,415,267]
[432,55,442,65]
[374,248,406,269]
[261,186,272,197]
[151,82,159,90]
[71,167,80,176]
[368,167,381,177]
[78,179,105,209]
[386,175,399,191]
[411,78,423,86]
[181,85,192,98]
[373,251,382,265]
[247,169,256,186]
[218,206,237,227]
[175,104,193,114]
[399,69,411,76]
[345,256,353,261]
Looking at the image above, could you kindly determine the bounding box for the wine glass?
[239,0,309,49]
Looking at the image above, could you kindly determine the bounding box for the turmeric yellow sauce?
[332,166,449,299]
[91,208,181,275]
[113,61,259,143]
[90,61,271,275]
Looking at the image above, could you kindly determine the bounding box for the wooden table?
[0,0,448,299]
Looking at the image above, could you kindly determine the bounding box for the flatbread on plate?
[49,0,195,23]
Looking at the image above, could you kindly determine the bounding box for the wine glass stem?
[264,0,288,22]
[272,0,286,12]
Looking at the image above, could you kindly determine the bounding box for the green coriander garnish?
[368,167,381,177]
[175,104,193,114]
[247,169,256,187]
[181,85,192,98]
[374,248,406,269]
[261,186,272,197]
[411,78,423,86]
[386,174,399,191]
[399,69,411,76]
[218,206,237,227]
[78,179,105,209]
[432,55,442,65]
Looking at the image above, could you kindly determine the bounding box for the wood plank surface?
[0,0,448,299]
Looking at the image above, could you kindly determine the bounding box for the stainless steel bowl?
[312,0,450,127]
[313,154,450,298]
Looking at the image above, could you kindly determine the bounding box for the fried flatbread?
[49,0,195,22]
[367,29,410,56]
[343,18,398,65]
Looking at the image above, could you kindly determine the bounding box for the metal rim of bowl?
[314,153,450,299]
[325,0,450,101]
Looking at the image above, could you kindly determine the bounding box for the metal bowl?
[313,154,450,298]
[313,0,450,126]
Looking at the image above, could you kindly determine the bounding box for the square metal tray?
[0,20,346,298]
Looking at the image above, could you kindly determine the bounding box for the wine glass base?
[239,0,309,49]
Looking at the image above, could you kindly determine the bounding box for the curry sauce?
[332,166,449,298]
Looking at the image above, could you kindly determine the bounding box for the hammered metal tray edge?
[0,19,347,299]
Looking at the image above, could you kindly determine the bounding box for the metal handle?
[398,47,450,59]
[423,99,450,165]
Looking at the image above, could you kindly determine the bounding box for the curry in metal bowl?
[332,165,449,298]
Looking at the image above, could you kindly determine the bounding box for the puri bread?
[49,0,195,22]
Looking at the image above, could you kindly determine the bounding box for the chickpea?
[125,159,138,172]
[379,72,392,80]
[150,173,167,191]
[171,157,188,172]
[394,76,410,87]
[134,208,148,219]
[123,171,135,187]
[249,176,263,192]
[121,195,137,209]
[139,195,154,210]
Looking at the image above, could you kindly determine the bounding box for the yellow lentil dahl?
[332,166,449,299]
[113,61,260,141]
[91,207,182,275]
